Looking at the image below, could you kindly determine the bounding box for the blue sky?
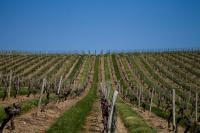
[0,0,200,52]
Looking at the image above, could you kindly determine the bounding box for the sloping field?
[0,50,200,133]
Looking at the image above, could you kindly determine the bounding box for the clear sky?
[0,0,200,52]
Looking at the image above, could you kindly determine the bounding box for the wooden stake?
[57,76,63,94]
[17,76,20,94]
[186,89,191,111]
[108,90,118,133]
[138,87,141,107]
[173,89,176,131]
[149,88,154,114]
[107,82,111,100]
[8,70,12,99]
[117,81,120,93]
[196,92,198,122]
[37,78,46,115]
[141,87,143,100]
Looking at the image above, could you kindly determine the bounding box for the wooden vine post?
[8,70,12,99]
[141,87,143,102]
[37,78,46,116]
[100,82,103,92]
[106,81,111,100]
[172,89,176,132]
[108,90,118,133]
[138,86,141,107]
[186,87,191,111]
[196,91,198,122]
[117,81,121,94]
[57,75,63,94]
[149,88,154,115]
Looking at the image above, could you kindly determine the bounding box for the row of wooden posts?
[5,69,199,132]
[139,87,198,129]
[6,69,199,121]
[117,80,199,132]
[37,75,63,115]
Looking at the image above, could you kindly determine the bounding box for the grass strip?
[117,99,156,133]
[112,54,127,89]
[46,56,99,133]
[0,87,40,98]
[109,55,157,132]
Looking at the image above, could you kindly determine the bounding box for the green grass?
[0,106,6,123]
[104,55,110,81]
[46,56,99,133]
[108,89,156,133]
[104,55,156,133]
[67,56,83,81]
[117,99,156,133]
[0,87,35,98]
[112,54,127,89]
[80,56,90,84]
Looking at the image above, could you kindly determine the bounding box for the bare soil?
[116,116,128,133]
[82,98,103,133]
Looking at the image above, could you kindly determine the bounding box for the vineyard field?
[0,50,199,133]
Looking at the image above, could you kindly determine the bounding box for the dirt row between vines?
[119,55,185,133]
[3,57,94,133]
[81,56,103,133]
[82,56,128,133]
[106,55,128,133]
[82,95,103,133]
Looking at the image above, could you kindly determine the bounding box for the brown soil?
[82,98,103,133]
[82,56,104,133]
[116,116,128,133]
